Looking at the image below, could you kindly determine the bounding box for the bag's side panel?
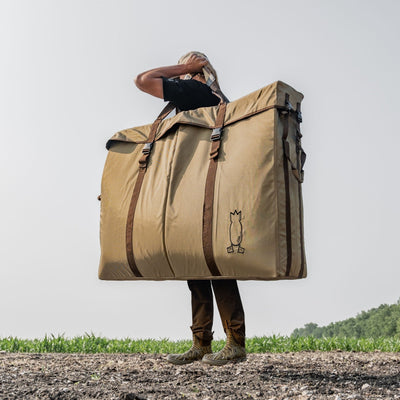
[275,102,307,279]
[287,115,302,277]
[287,112,307,278]
[98,143,142,280]
[276,110,291,278]
[132,134,178,279]
[164,126,213,278]
[213,111,278,279]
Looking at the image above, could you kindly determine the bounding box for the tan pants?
[187,279,245,346]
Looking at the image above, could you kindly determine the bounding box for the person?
[134,51,246,366]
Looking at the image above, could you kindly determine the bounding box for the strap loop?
[283,139,305,183]
[138,154,148,167]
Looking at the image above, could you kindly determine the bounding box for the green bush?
[292,298,400,339]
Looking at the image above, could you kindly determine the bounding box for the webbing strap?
[202,102,227,276]
[283,94,293,277]
[126,169,145,277]
[125,102,175,277]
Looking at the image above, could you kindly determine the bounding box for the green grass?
[0,334,399,353]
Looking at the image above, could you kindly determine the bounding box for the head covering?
[177,51,229,103]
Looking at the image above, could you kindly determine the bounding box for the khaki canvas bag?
[98,80,306,281]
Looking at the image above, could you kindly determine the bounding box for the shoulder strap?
[125,100,175,277]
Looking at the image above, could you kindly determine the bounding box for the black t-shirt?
[162,77,220,111]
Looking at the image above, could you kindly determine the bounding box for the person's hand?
[185,54,209,74]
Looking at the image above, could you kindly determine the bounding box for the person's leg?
[202,279,246,365]
[166,280,214,365]
[211,279,245,346]
[187,279,214,345]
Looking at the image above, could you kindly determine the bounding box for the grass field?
[1,334,400,353]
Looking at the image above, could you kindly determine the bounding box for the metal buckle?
[211,127,222,141]
[285,100,293,111]
[142,142,152,154]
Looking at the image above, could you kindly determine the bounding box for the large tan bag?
[98,80,306,281]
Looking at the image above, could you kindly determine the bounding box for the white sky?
[1,0,399,341]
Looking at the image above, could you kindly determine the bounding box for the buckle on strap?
[211,127,223,141]
[142,142,153,154]
[285,99,294,111]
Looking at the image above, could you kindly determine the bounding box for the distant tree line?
[292,299,400,338]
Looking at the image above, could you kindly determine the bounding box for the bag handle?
[283,140,305,183]
[282,100,306,183]
[149,101,176,141]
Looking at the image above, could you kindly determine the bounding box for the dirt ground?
[0,351,399,400]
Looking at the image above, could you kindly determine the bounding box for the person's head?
[177,50,229,103]
[177,51,219,86]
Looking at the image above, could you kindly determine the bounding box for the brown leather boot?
[166,335,212,365]
[202,329,246,366]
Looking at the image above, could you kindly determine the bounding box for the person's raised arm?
[134,54,208,99]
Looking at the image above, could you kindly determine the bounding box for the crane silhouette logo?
[227,210,245,254]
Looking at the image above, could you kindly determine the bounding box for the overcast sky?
[1,0,399,341]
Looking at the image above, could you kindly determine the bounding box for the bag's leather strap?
[202,102,227,276]
[138,102,176,171]
[126,102,175,277]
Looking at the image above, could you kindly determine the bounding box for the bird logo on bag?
[227,210,245,254]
